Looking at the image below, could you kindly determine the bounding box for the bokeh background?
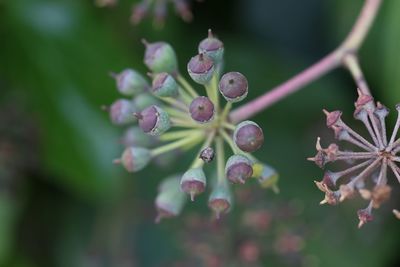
[0,0,400,266]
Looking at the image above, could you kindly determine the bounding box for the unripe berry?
[151,72,178,97]
[234,121,264,153]
[198,29,224,63]
[109,99,137,125]
[155,175,186,223]
[252,163,279,192]
[187,53,214,85]
[225,154,253,184]
[135,105,171,136]
[114,69,148,96]
[180,167,206,201]
[219,72,248,102]
[114,146,151,172]
[143,40,178,73]
[121,126,154,147]
[189,96,214,123]
[208,180,232,219]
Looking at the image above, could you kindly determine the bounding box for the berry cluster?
[106,30,278,222]
[309,90,400,227]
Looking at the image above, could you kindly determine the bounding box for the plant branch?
[230,0,382,123]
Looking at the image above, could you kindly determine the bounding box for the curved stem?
[229,0,382,123]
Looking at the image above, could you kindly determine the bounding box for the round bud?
[121,126,154,147]
[234,121,264,152]
[252,163,279,192]
[114,69,148,96]
[219,72,248,102]
[198,29,224,63]
[189,96,215,123]
[132,93,161,111]
[143,40,178,73]
[225,154,253,184]
[151,72,178,97]
[200,147,214,163]
[135,105,170,136]
[155,175,186,223]
[109,99,137,125]
[180,167,206,201]
[208,180,232,219]
[115,146,151,172]
[187,53,215,85]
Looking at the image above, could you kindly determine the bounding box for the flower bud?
[155,175,186,223]
[180,167,206,201]
[200,147,214,163]
[132,93,161,111]
[189,96,215,123]
[135,105,171,136]
[187,53,214,85]
[121,126,154,147]
[198,29,224,63]
[252,163,279,192]
[151,72,179,97]
[225,154,253,184]
[109,99,137,125]
[357,207,373,228]
[114,146,151,172]
[219,72,248,102]
[234,121,264,152]
[208,180,232,219]
[114,69,148,96]
[143,40,178,73]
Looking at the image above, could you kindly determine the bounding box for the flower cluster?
[309,90,400,227]
[95,0,197,27]
[106,30,278,222]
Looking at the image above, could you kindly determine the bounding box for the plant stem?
[342,53,371,95]
[216,136,225,184]
[177,74,199,99]
[151,133,203,156]
[229,0,382,123]
[219,129,238,154]
[159,129,202,141]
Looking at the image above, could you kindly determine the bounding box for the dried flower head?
[95,0,201,28]
[106,30,277,221]
[309,89,400,227]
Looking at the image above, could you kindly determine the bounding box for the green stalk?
[151,133,203,156]
[177,74,199,99]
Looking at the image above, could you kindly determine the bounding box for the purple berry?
[234,121,264,152]
[180,167,206,201]
[187,53,214,84]
[109,99,136,125]
[143,40,178,73]
[151,72,178,97]
[135,105,170,136]
[114,146,151,172]
[225,154,253,184]
[198,29,224,63]
[219,72,248,102]
[189,96,214,123]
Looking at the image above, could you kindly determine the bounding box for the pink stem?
[230,51,340,123]
[230,0,382,123]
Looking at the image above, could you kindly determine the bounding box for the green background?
[0,0,399,266]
